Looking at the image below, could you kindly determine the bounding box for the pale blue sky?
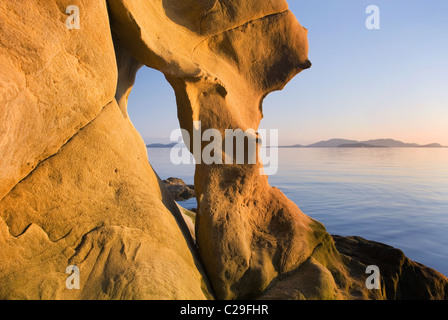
[128,0,448,146]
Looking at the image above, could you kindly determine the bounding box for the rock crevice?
[0,99,114,206]
[190,9,291,59]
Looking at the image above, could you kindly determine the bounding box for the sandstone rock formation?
[1,0,447,300]
[0,0,117,201]
[108,0,322,300]
[0,0,211,300]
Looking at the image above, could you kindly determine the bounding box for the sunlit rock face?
[108,0,337,300]
[0,0,211,300]
[1,0,447,300]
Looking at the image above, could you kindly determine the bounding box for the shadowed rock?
[163,177,196,201]
[332,235,448,300]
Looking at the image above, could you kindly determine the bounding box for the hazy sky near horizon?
[128,0,448,146]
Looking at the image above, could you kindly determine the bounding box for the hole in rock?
[127,67,196,210]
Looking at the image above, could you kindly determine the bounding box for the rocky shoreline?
[162,177,196,201]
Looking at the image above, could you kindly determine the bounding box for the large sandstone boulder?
[0,0,211,300]
[0,0,117,201]
[0,98,212,299]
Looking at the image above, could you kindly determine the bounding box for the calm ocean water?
[148,147,448,276]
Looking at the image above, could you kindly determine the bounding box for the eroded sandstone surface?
[0,0,211,300]
[1,0,447,300]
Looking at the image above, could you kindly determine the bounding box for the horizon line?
[145,137,447,148]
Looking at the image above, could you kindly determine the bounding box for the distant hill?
[149,139,446,149]
[360,139,419,148]
[278,138,446,148]
[305,139,359,148]
[419,143,444,148]
[307,138,446,148]
[278,144,303,148]
[338,143,386,148]
[146,143,177,148]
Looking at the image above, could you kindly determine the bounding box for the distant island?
[148,138,447,149]
[280,138,447,148]
[146,143,177,148]
[338,143,386,148]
